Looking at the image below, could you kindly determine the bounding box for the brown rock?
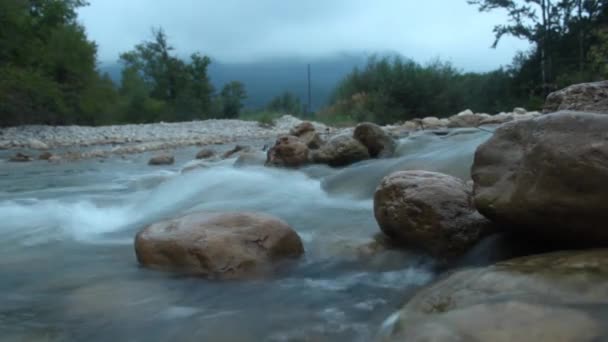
[148,154,175,166]
[289,121,315,136]
[290,121,323,149]
[9,152,32,162]
[38,151,53,160]
[195,148,215,159]
[380,249,608,342]
[265,135,310,168]
[134,211,304,279]
[472,111,608,245]
[374,170,492,258]
[221,145,251,159]
[353,122,396,158]
[310,134,370,167]
[543,81,608,114]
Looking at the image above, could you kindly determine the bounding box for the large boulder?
[290,121,323,149]
[543,81,608,114]
[353,122,396,158]
[265,135,310,168]
[374,171,492,258]
[380,249,608,342]
[311,134,370,167]
[134,211,304,280]
[421,116,448,130]
[148,154,174,166]
[472,111,608,245]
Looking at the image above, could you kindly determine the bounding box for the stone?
[374,170,492,258]
[27,138,49,150]
[134,211,304,279]
[311,134,370,167]
[195,148,215,159]
[448,110,485,128]
[148,154,175,166]
[265,135,310,168]
[353,122,396,158]
[38,151,53,160]
[544,81,608,114]
[290,121,323,149]
[479,113,514,125]
[472,111,608,245]
[222,145,251,159]
[9,152,32,162]
[513,107,527,115]
[380,249,608,342]
[421,116,447,130]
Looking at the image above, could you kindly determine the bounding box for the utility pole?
[307,64,312,117]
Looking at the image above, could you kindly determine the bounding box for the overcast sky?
[78,0,530,71]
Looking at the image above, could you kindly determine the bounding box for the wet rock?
[148,154,175,166]
[479,113,514,125]
[195,148,215,159]
[380,249,608,342]
[448,110,489,128]
[374,170,492,258]
[234,151,266,168]
[9,152,32,162]
[544,81,608,114]
[353,122,396,158]
[290,121,323,149]
[38,151,53,160]
[134,211,304,279]
[311,134,370,167]
[513,107,527,115]
[472,111,608,245]
[222,145,251,159]
[265,135,310,168]
[180,160,210,174]
[420,117,448,130]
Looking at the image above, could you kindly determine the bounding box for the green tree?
[219,81,247,118]
[267,92,303,114]
[119,28,214,121]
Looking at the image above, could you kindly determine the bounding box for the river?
[0,128,491,341]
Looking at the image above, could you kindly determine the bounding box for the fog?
[79,0,530,71]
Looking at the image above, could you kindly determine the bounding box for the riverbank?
[0,109,540,162]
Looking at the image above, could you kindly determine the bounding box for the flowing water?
[0,129,491,341]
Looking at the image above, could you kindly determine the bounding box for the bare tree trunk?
[541,0,548,96]
[578,0,584,74]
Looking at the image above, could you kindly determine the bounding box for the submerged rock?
[234,151,266,168]
[265,135,310,168]
[221,145,252,159]
[543,80,608,114]
[374,171,492,258]
[195,148,215,159]
[380,249,608,342]
[9,152,32,162]
[472,111,608,246]
[353,122,396,158]
[148,154,175,166]
[311,134,370,167]
[134,211,304,280]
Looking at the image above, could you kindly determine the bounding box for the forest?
[1,0,608,126]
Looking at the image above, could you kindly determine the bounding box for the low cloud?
[79,0,530,71]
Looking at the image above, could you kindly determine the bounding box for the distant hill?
[98,54,368,111]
